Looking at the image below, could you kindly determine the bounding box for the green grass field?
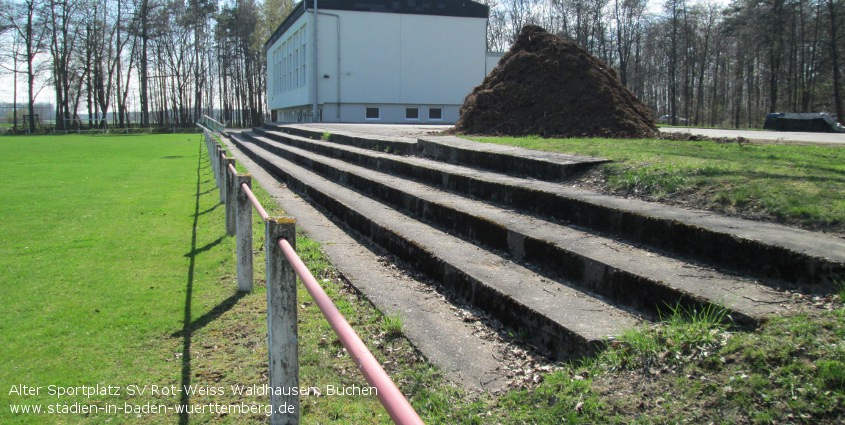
[0,134,482,424]
[470,136,845,234]
[0,134,263,423]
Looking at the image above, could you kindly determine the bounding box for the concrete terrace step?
[417,136,609,181]
[228,131,643,360]
[219,133,515,391]
[256,125,845,288]
[238,130,795,328]
[267,124,609,181]
[265,123,418,155]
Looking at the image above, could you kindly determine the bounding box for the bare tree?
[46,0,83,130]
[664,0,684,125]
[502,0,538,43]
[612,0,646,86]
[4,0,48,132]
[133,0,153,127]
[0,23,24,129]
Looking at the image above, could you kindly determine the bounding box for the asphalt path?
[660,126,845,146]
[285,123,845,146]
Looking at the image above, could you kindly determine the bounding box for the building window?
[301,29,307,86]
[365,107,380,120]
[274,26,307,94]
[405,107,419,120]
[429,108,443,120]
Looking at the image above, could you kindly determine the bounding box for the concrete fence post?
[205,134,215,176]
[265,218,299,425]
[203,131,211,158]
[212,144,220,187]
[236,174,254,292]
[219,150,227,195]
[215,145,224,190]
[210,143,217,178]
[219,156,231,204]
[207,137,213,164]
[224,158,236,236]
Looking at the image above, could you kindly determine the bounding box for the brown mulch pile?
[455,25,657,138]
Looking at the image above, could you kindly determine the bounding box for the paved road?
[660,126,845,145]
[294,123,451,141]
[288,123,845,146]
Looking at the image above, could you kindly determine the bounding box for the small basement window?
[405,107,419,120]
[429,108,443,120]
[365,107,380,120]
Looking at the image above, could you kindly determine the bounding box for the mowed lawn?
[0,134,467,425]
[0,134,264,423]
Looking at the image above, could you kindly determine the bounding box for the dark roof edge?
[265,0,489,51]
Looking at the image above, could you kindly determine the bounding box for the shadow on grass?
[183,235,225,258]
[171,292,247,339]
[196,202,222,217]
[176,142,245,425]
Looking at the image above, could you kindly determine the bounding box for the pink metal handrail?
[277,238,424,425]
[241,183,270,221]
[226,161,270,221]
[208,135,421,423]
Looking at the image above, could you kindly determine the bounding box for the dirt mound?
[455,25,657,138]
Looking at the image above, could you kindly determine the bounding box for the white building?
[265,0,500,124]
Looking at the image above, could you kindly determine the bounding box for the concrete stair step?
[240,130,796,328]
[253,126,845,289]
[228,131,643,360]
[268,124,609,181]
[220,131,517,391]
[416,135,609,181]
[264,123,418,155]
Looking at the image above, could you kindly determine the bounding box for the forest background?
[0,0,841,132]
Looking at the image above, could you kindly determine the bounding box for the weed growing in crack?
[600,302,731,372]
[834,278,845,303]
[383,312,404,340]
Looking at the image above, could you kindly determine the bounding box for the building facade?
[265,0,498,124]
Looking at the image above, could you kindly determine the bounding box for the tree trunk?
[139,0,150,127]
[828,0,844,122]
